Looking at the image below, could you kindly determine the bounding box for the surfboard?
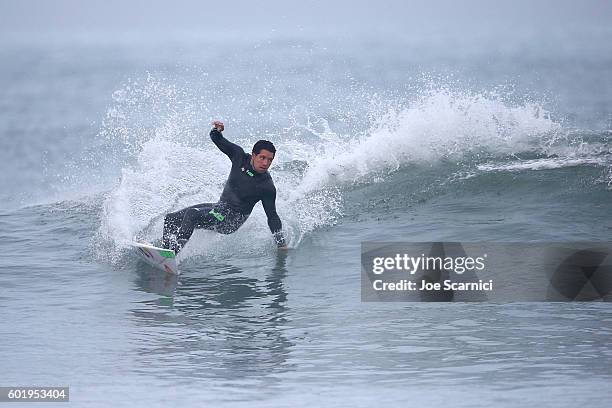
[131,242,179,275]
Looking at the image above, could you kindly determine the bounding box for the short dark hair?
[252,140,276,155]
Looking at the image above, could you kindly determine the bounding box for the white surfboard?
[131,241,179,275]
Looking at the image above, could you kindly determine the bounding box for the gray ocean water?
[1,2,612,406]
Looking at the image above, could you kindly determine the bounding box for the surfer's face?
[251,149,275,173]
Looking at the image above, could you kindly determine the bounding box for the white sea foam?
[285,88,563,195]
[478,156,611,172]
[95,77,599,262]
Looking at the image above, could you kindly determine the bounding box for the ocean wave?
[90,76,609,260]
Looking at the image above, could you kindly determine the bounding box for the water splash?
[94,75,604,262]
[287,88,563,196]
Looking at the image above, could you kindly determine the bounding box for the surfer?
[162,121,287,253]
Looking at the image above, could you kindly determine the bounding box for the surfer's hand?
[212,120,224,132]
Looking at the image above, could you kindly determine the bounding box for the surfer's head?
[251,140,276,173]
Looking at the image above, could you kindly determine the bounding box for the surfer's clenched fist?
[212,120,224,132]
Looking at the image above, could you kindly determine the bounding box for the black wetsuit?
[162,128,286,253]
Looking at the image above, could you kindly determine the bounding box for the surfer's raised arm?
[209,120,245,161]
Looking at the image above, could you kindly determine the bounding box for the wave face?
[3,34,607,262]
[88,75,610,263]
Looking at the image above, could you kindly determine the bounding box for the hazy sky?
[1,0,611,35]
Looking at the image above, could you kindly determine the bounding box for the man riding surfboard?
[162,121,288,253]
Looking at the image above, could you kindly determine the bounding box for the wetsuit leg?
[162,210,186,249]
[163,203,249,253]
[162,203,216,251]
[175,204,218,248]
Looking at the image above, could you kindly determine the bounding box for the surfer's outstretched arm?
[210,121,245,162]
[262,187,287,248]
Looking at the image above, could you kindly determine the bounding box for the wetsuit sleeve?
[262,187,286,247]
[210,128,245,163]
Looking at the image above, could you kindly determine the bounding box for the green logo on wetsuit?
[209,209,225,221]
[246,170,254,177]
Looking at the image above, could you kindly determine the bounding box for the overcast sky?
[1,0,610,35]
